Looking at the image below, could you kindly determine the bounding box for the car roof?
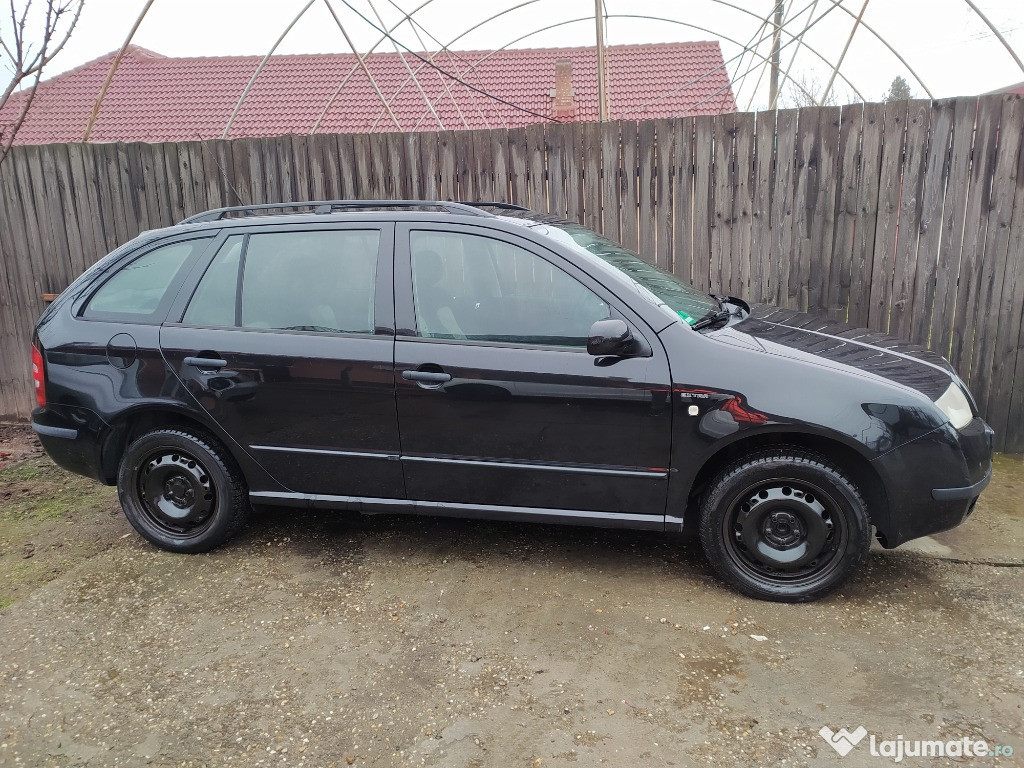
[147,201,559,240]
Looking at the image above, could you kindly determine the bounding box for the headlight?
[935,383,973,430]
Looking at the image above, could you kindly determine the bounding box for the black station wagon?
[31,200,994,601]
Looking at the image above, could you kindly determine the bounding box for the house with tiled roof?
[0,41,737,144]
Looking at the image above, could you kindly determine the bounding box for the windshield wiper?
[692,308,734,330]
[692,296,741,330]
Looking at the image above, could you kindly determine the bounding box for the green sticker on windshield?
[677,310,696,325]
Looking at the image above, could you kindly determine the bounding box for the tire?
[117,427,249,553]
[698,448,870,602]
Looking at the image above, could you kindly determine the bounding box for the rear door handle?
[402,370,452,383]
[184,356,228,371]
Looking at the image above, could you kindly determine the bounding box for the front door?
[393,223,672,519]
[160,224,403,498]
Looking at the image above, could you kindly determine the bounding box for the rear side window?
[181,230,380,335]
[182,235,244,327]
[83,238,210,320]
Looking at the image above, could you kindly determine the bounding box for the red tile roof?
[988,81,1024,95]
[0,42,736,144]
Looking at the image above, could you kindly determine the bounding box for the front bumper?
[872,416,994,548]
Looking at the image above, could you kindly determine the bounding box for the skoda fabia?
[31,201,993,601]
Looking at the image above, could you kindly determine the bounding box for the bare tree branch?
[0,0,84,162]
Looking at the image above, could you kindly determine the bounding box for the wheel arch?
[99,403,241,486]
[683,430,891,544]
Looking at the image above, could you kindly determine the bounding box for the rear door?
[160,223,403,498]
[393,223,672,520]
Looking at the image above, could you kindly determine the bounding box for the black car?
[30,200,993,602]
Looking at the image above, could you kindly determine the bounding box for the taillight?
[31,345,46,407]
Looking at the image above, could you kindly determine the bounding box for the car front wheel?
[698,448,871,602]
[117,427,249,553]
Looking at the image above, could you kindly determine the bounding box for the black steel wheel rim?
[137,449,216,537]
[722,478,848,586]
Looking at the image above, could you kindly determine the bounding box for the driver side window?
[410,231,609,347]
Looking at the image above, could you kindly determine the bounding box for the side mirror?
[587,318,636,357]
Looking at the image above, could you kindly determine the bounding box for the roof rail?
[179,199,499,225]
[461,201,532,212]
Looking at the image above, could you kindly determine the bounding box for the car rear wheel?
[698,448,870,602]
[117,427,249,553]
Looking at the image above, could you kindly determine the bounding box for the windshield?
[538,221,719,326]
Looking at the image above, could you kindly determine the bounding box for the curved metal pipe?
[745,0,798,109]
[695,0,863,104]
[366,0,443,129]
[82,0,156,141]
[406,17,596,129]
[221,0,318,138]
[744,0,797,110]
[729,2,782,101]
[395,0,867,129]
[367,0,544,131]
[820,0,933,98]
[386,0,471,129]
[616,3,867,103]
[773,0,820,109]
[661,0,846,113]
[821,0,869,105]
[310,0,438,133]
[961,0,1024,75]
[404,9,864,128]
[322,0,403,130]
[693,0,935,100]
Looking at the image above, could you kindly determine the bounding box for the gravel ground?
[0,424,1022,767]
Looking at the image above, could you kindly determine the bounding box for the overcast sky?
[7,0,1024,110]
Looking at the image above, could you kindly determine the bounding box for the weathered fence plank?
[600,121,621,242]
[909,99,954,347]
[888,100,931,340]
[988,109,1024,446]
[732,114,754,298]
[869,99,908,330]
[620,121,639,254]
[809,106,840,315]
[710,113,732,296]
[653,119,675,274]
[671,117,694,282]
[769,108,798,308]
[525,123,546,213]
[637,120,656,264]
[828,103,862,321]
[546,124,567,219]
[581,122,602,233]
[970,95,1023,419]
[951,96,1002,381]
[750,110,774,302]
[507,127,528,208]
[930,98,977,357]
[564,123,583,225]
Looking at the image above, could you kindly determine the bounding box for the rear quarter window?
[82,237,212,321]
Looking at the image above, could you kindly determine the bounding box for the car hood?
[710,304,958,401]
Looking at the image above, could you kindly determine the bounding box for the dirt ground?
[0,423,1021,768]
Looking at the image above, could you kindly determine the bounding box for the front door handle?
[402,369,452,384]
[184,356,228,371]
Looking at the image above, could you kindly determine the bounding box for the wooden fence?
[1,93,1023,451]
